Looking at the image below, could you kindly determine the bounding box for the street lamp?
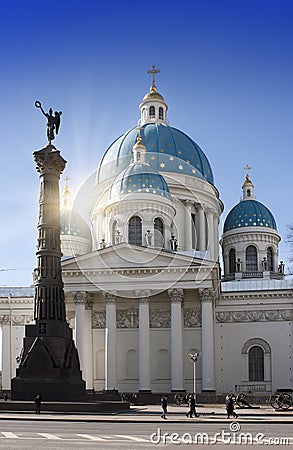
[189,352,199,402]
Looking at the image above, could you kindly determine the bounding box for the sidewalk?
[0,404,292,423]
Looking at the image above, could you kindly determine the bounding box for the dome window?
[267,247,274,271]
[128,216,142,246]
[246,245,258,272]
[159,107,164,120]
[154,217,164,248]
[249,346,264,381]
[229,248,236,274]
[149,106,155,118]
[247,189,251,197]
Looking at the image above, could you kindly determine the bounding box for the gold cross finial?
[244,165,251,177]
[147,65,160,87]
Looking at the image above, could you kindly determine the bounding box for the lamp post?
[189,352,199,402]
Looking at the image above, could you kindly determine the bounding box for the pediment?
[61,243,214,271]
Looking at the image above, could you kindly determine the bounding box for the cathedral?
[1,72,292,397]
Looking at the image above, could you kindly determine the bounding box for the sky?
[0,0,292,286]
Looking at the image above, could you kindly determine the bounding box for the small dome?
[143,86,165,102]
[224,199,277,232]
[97,123,214,185]
[60,209,92,240]
[111,163,171,200]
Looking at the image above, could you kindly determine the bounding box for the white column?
[2,318,11,390]
[73,291,93,390]
[198,205,206,251]
[206,208,214,260]
[200,289,215,391]
[104,292,117,390]
[213,214,219,261]
[137,290,151,391]
[184,200,192,250]
[168,289,184,391]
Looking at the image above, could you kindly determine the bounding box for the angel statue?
[35,101,62,144]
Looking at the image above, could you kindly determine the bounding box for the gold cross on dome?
[64,176,70,187]
[147,65,160,87]
[244,165,251,176]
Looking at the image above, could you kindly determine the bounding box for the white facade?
[1,80,292,396]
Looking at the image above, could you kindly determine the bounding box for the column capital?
[103,291,117,304]
[199,288,215,303]
[168,288,184,303]
[136,289,151,304]
[73,291,93,309]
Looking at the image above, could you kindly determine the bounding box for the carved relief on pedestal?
[183,307,202,328]
[216,309,293,323]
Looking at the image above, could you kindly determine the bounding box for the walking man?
[186,393,198,418]
[161,395,168,419]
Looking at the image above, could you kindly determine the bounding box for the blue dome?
[60,210,92,240]
[111,163,171,200]
[224,200,277,233]
[97,123,214,185]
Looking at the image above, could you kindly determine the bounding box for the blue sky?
[0,0,292,285]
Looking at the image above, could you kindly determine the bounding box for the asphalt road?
[0,420,291,448]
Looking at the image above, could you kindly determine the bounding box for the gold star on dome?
[160,163,165,168]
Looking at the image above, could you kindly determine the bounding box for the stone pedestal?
[11,144,86,401]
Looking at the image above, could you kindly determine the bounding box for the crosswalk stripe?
[115,434,149,442]
[76,434,107,441]
[1,432,19,439]
[38,433,62,440]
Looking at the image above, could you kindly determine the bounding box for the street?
[0,420,291,448]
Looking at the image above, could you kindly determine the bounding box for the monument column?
[104,292,117,390]
[11,102,85,401]
[73,291,93,390]
[199,288,215,391]
[136,290,151,391]
[2,316,11,390]
[168,288,184,391]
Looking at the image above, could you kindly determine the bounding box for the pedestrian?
[225,394,238,419]
[35,393,42,415]
[186,393,198,418]
[160,395,168,419]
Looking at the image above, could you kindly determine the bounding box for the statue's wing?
[54,111,62,134]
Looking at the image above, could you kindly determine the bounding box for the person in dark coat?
[160,395,168,419]
[186,393,198,418]
[35,393,42,415]
[226,394,238,419]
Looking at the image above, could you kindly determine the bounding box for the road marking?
[38,433,62,440]
[1,432,19,439]
[115,434,149,442]
[76,434,108,441]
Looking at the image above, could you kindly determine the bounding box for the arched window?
[112,220,117,245]
[267,247,274,271]
[128,216,142,245]
[249,346,264,381]
[154,217,164,247]
[247,189,251,197]
[159,107,164,120]
[149,106,155,118]
[246,245,258,271]
[229,248,236,273]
